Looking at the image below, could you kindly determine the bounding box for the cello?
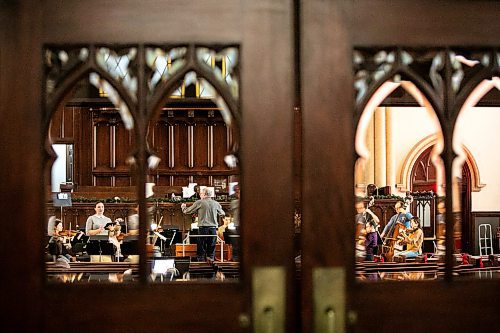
[381,222,408,261]
[381,195,413,261]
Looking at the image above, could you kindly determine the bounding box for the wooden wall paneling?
[174,123,189,170]
[152,121,169,169]
[93,121,112,186]
[77,107,93,186]
[193,122,209,169]
[114,176,131,187]
[95,176,112,187]
[63,106,75,140]
[173,176,190,186]
[156,175,170,186]
[94,122,111,169]
[213,121,229,170]
[193,175,210,186]
[49,105,63,140]
[114,122,132,175]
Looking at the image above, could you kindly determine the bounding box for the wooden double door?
[1,1,499,332]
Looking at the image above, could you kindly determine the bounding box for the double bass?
[355,196,376,258]
[381,195,413,261]
[382,222,408,261]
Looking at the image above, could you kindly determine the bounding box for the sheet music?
[152,259,175,274]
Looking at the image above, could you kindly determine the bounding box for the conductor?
[181,188,225,262]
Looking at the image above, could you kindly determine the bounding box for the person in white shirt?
[85,202,112,236]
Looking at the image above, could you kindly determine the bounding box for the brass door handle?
[314,267,345,333]
[253,267,285,333]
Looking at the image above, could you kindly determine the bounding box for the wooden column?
[385,106,395,191]
[365,111,375,186]
[374,107,386,187]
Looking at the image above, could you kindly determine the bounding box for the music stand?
[87,235,114,262]
[151,257,177,281]
[121,235,139,258]
[159,228,180,255]
[52,192,72,230]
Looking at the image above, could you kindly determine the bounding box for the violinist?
[49,218,75,261]
[107,219,124,259]
[395,217,423,258]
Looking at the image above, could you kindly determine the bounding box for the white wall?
[391,107,441,195]
[51,144,67,192]
[455,107,500,211]
[363,105,500,213]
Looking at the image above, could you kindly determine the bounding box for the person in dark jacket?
[364,220,378,261]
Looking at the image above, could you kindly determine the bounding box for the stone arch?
[399,135,484,193]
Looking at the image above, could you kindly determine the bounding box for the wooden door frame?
[460,163,473,254]
[302,1,500,332]
[1,1,296,332]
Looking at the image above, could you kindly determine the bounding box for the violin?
[116,232,130,241]
[58,230,78,237]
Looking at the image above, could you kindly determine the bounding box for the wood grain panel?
[173,176,190,186]
[94,122,111,169]
[151,121,169,169]
[77,107,93,186]
[114,122,132,169]
[63,106,75,139]
[95,176,112,186]
[213,122,229,169]
[156,175,170,186]
[193,122,209,169]
[173,123,189,170]
[115,176,132,187]
[49,105,63,140]
[193,175,210,187]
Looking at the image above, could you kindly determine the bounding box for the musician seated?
[107,220,124,259]
[395,217,423,258]
[48,218,75,262]
[380,200,413,239]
